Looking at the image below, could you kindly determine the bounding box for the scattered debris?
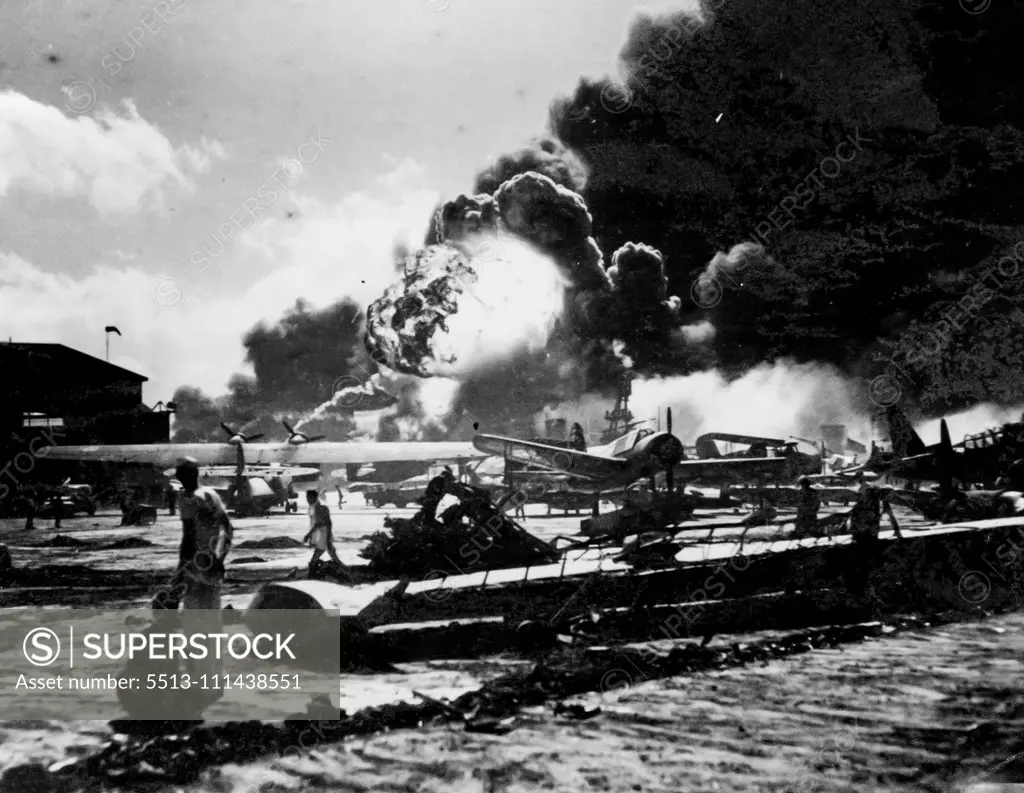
[553,702,601,720]
[38,534,93,548]
[102,537,155,550]
[235,537,305,550]
[464,715,519,735]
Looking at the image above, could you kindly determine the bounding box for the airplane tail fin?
[886,406,926,458]
[695,437,721,459]
[936,418,957,492]
[939,418,952,454]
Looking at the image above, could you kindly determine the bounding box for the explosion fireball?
[365,234,568,379]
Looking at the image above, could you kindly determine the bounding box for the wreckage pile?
[358,482,558,576]
[359,512,555,576]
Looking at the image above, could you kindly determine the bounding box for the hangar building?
[0,342,171,447]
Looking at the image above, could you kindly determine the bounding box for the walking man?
[172,457,233,610]
[303,489,345,578]
[136,458,233,716]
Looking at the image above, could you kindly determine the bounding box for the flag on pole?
[104,326,121,336]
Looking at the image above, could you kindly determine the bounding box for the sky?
[0,0,688,404]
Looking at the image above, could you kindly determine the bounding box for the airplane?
[789,435,864,473]
[473,408,788,514]
[695,433,833,480]
[185,460,320,517]
[38,422,488,472]
[876,406,962,484]
[872,407,1024,493]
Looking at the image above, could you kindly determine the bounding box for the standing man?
[166,482,177,516]
[846,476,901,604]
[418,467,454,528]
[793,476,820,539]
[878,486,902,538]
[303,489,345,578]
[21,488,35,531]
[850,477,903,545]
[50,493,62,529]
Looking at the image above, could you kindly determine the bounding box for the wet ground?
[0,497,1020,791]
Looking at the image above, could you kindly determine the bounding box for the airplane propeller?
[656,406,683,492]
[282,421,325,443]
[221,423,264,443]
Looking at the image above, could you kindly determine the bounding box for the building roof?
[0,343,148,382]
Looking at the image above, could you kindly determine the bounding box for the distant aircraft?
[185,460,319,517]
[694,433,865,481]
[875,405,1024,488]
[876,407,961,484]
[473,408,787,514]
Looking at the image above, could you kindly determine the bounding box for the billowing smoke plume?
[171,298,369,441]
[474,136,588,195]
[544,0,1024,418]
[539,361,869,447]
[376,377,460,441]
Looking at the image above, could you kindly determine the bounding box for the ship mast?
[601,372,635,443]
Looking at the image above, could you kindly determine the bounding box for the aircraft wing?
[677,456,788,477]
[189,465,322,479]
[40,442,486,468]
[695,433,791,448]
[473,434,627,481]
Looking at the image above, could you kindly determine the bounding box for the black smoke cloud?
[543,0,1024,416]
[171,299,366,441]
[474,136,588,195]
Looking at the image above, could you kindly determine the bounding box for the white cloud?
[0,90,225,215]
[239,158,439,310]
[0,158,439,402]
